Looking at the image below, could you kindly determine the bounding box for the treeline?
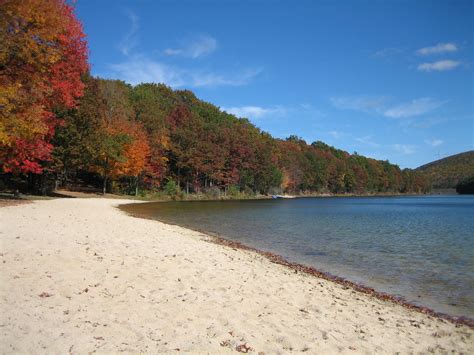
[415,151,474,189]
[0,0,429,197]
[34,76,431,196]
[276,138,429,194]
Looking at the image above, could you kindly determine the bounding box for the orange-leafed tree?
[0,0,88,174]
[116,121,151,195]
[90,79,155,195]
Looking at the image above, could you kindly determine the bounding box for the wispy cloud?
[330,96,445,119]
[109,15,259,88]
[191,68,261,87]
[163,48,182,56]
[109,57,184,87]
[330,96,388,113]
[300,103,313,110]
[222,105,286,119]
[164,34,217,58]
[416,42,458,56]
[119,11,139,56]
[221,103,325,121]
[424,139,443,147]
[409,116,460,129]
[109,56,261,87]
[327,130,346,139]
[298,103,326,117]
[391,144,415,154]
[384,98,446,118]
[355,136,416,155]
[417,60,461,72]
[355,135,380,147]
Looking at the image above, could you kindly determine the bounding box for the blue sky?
[75,0,473,168]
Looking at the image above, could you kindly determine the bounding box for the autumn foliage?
[0,2,429,196]
[116,122,151,179]
[0,0,88,173]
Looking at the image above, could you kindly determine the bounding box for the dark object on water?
[456,176,474,194]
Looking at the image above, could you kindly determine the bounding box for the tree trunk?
[40,173,47,196]
[103,175,107,194]
[135,175,139,196]
[177,167,180,190]
[103,157,108,195]
[27,173,34,193]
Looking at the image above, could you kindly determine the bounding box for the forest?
[0,0,430,198]
[415,151,474,190]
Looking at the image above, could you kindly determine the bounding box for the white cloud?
[119,11,139,56]
[330,96,388,112]
[327,131,346,139]
[164,35,217,58]
[108,56,261,88]
[383,98,445,118]
[391,144,415,154]
[110,16,259,88]
[417,60,461,72]
[109,57,185,87]
[191,68,262,87]
[416,42,458,56]
[298,103,326,117]
[163,48,183,56]
[331,96,445,119]
[408,117,448,129]
[424,139,443,147]
[222,105,286,119]
[355,136,416,155]
[355,135,380,147]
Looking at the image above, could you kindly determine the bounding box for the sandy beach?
[0,198,472,353]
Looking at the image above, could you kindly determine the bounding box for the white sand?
[0,198,472,353]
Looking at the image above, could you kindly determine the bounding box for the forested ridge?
[0,0,430,197]
[415,151,474,190]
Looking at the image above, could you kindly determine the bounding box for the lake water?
[121,195,474,318]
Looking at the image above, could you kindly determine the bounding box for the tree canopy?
[0,0,88,174]
[416,151,474,189]
[0,1,430,196]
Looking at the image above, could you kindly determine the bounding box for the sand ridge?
[0,198,472,353]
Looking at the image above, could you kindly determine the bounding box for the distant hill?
[416,151,474,189]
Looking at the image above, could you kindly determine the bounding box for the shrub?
[164,179,179,196]
[227,184,240,196]
[206,186,221,198]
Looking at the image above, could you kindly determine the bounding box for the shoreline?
[1,198,473,353]
[120,203,474,328]
[209,236,474,328]
[0,189,455,206]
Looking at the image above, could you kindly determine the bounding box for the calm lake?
[121,195,474,318]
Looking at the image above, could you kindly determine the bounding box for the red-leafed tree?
[0,0,88,174]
